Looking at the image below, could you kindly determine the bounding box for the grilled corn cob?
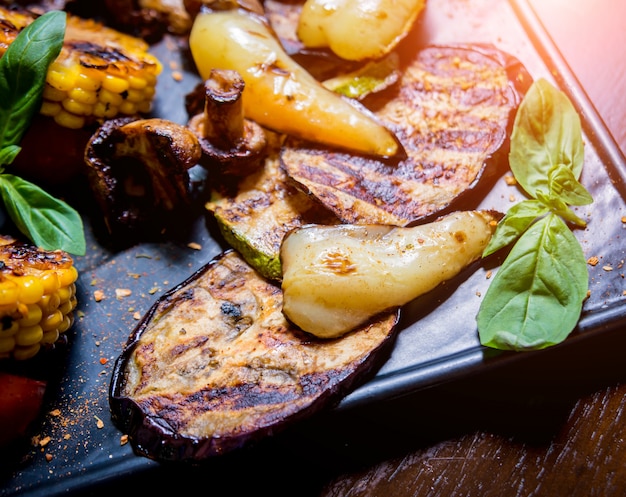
[0,235,79,361]
[0,6,162,129]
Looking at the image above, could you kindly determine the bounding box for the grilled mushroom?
[84,117,202,240]
[187,68,268,179]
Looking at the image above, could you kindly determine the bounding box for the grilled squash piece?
[110,250,399,461]
[281,44,530,225]
[205,132,339,281]
[0,5,162,129]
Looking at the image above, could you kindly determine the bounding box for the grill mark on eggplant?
[110,250,399,461]
[281,44,529,226]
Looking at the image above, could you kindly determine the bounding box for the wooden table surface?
[48,2,626,496]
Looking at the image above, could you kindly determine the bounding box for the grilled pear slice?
[281,210,499,338]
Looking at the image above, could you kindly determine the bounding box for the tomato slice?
[0,372,47,446]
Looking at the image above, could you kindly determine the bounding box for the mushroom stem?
[202,69,246,149]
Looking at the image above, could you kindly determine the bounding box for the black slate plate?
[1,0,625,495]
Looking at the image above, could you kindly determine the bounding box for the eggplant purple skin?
[109,250,400,462]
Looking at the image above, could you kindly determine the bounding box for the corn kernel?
[41,329,60,345]
[41,309,63,332]
[124,88,145,103]
[58,314,73,334]
[99,88,124,106]
[68,88,99,105]
[0,320,18,337]
[47,65,77,92]
[102,74,130,93]
[53,109,85,129]
[42,84,67,102]
[128,75,148,90]
[58,267,78,287]
[138,101,153,113]
[18,304,42,327]
[13,344,40,360]
[40,293,61,314]
[62,98,94,117]
[8,275,45,305]
[59,296,77,315]
[119,101,138,115]
[40,101,63,117]
[0,280,18,306]
[76,71,103,91]
[15,324,43,346]
[0,336,16,353]
[41,271,60,295]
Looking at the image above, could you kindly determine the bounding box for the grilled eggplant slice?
[109,250,399,461]
[281,44,530,225]
[206,132,339,281]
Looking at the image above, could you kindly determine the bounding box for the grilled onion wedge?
[109,250,399,461]
[281,210,500,338]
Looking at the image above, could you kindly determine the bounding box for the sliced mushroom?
[84,117,202,240]
[187,68,268,178]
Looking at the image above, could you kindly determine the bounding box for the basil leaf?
[0,175,85,255]
[0,144,21,167]
[0,11,65,154]
[509,78,584,198]
[535,191,587,227]
[477,214,588,351]
[548,163,593,206]
[482,199,548,257]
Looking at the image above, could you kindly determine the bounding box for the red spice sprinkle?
[100,357,108,365]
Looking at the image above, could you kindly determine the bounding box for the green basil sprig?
[476,78,593,351]
[0,10,86,256]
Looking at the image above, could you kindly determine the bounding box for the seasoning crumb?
[621,216,626,224]
[100,357,108,365]
[116,288,132,299]
[172,71,183,82]
[39,436,51,447]
[120,434,129,446]
[587,256,599,266]
[50,409,61,417]
[45,453,53,462]
[602,265,613,272]
[188,242,202,250]
[95,416,105,429]
[94,290,105,302]
[149,286,159,294]
[508,194,516,202]
[485,270,492,279]
[133,311,142,320]
[504,175,517,186]
[475,291,481,297]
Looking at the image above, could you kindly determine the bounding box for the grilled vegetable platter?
[1,0,626,495]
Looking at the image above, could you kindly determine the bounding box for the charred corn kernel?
[0,235,79,360]
[0,7,162,129]
[0,320,18,337]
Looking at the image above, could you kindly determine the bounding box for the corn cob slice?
[0,6,162,129]
[0,235,79,361]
